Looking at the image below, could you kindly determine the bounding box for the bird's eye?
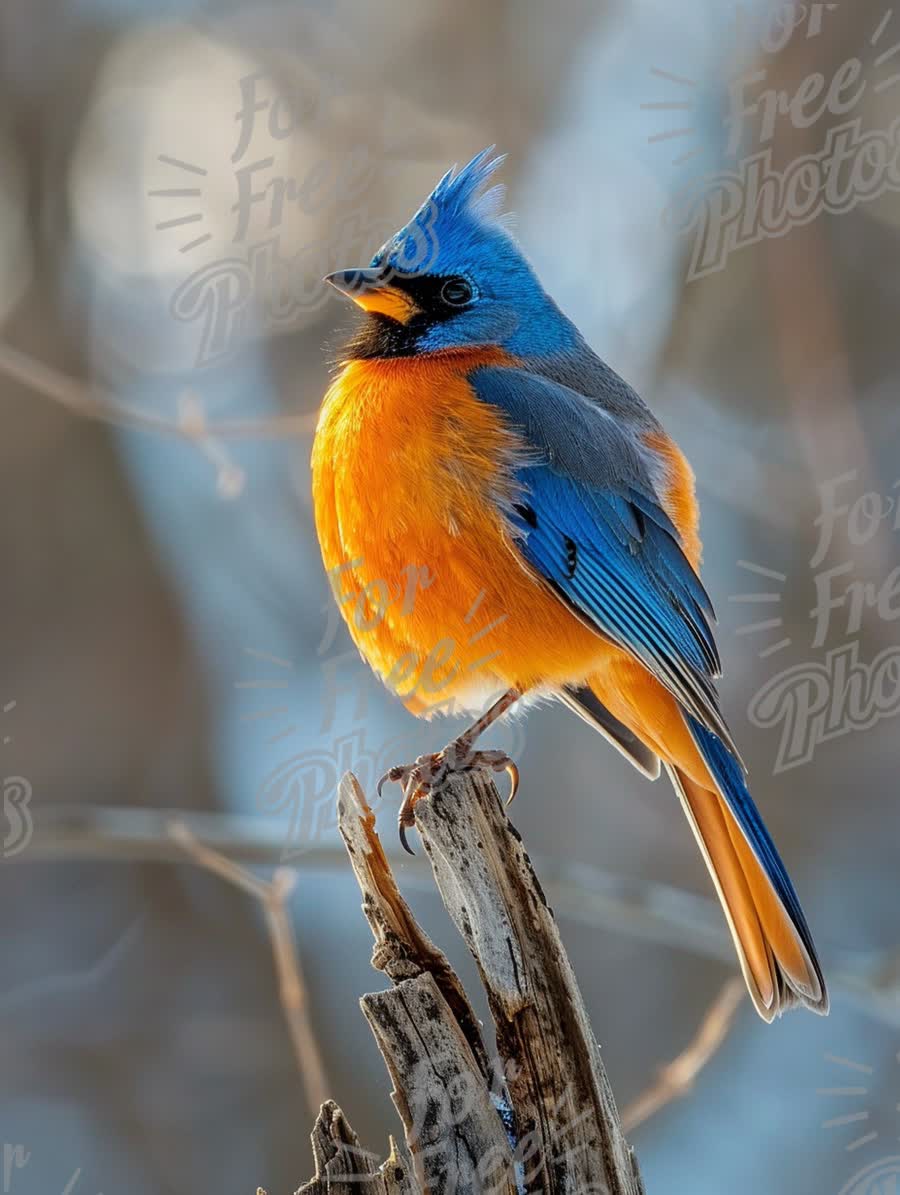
[440,277,474,307]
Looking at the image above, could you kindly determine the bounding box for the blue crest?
[358,146,579,356]
[426,146,508,224]
[372,147,509,279]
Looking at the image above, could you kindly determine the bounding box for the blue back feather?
[471,364,734,754]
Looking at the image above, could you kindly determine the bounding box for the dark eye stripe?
[391,274,473,317]
[344,274,475,360]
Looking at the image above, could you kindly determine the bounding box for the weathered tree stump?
[271,769,646,1195]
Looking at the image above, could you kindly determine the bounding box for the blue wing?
[471,364,740,761]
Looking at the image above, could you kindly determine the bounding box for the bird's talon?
[398,819,416,856]
[504,760,520,806]
[380,743,519,850]
[377,764,405,800]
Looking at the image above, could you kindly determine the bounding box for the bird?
[312,147,827,1021]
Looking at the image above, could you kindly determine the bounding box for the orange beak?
[324,268,417,323]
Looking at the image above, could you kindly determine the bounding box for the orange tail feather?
[669,765,826,1021]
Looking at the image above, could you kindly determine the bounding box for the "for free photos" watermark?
[239,560,524,860]
[149,71,438,368]
[645,3,900,279]
[2,699,32,861]
[733,470,900,773]
[818,1047,900,1194]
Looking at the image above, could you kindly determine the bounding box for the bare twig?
[0,342,256,496]
[621,977,745,1133]
[0,339,316,440]
[14,803,900,1029]
[167,820,329,1121]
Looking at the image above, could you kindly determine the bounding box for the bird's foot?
[377,740,519,855]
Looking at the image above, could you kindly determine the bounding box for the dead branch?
[166,820,329,1123]
[621,976,745,1133]
[282,769,646,1195]
[337,774,491,1077]
[16,803,898,1026]
[295,1102,414,1195]
[362,974,519,1195]
[410,769,645,1195]
[338,774,517,1193]
[0,339,315,441]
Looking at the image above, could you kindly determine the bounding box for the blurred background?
[1,0,899,1191]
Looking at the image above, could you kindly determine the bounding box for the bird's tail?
[672,716,828,1021]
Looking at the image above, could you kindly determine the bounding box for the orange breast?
[311,350,610,714]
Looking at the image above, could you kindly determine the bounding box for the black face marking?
[343,273,475,360]
[564,535,577,578]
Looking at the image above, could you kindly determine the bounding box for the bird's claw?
[378,744,520,854]
[464,748,519,806]
[504,760,520,806]
[398,818,416,856]
[377,754,441,856]
[377,764,408,802]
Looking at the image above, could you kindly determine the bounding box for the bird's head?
[325,147,577,361]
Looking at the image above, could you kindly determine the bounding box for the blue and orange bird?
[313,149,827,1021]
